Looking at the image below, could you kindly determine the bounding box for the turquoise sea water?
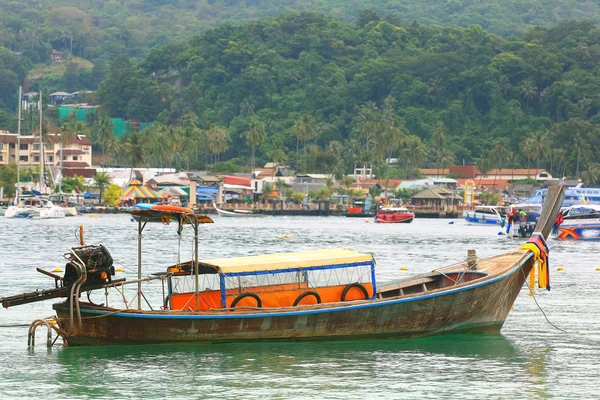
[1,215,599,399]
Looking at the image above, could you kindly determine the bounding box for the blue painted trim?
[222,262,374,278]
[370,263,377,299]
[74,253,533,320]
[219,275,226,308]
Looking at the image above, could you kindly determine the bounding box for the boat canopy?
[131,207,214,224]
[199,248,374,275]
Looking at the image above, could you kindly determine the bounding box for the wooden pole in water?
[79,224,84,245]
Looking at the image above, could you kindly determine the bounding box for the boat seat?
[376,276,438,294]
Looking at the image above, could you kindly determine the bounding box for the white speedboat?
[5,196,65,219]
[463,206,506,225]
[554,204,600,240]
[505,204,542,238]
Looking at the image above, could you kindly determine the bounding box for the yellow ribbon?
[521,242,547,289]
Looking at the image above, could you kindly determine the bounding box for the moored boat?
[463,205,506,225]
[0,187,565,347]
[506,204,542,238]
[5,196,65,219]
[344,198,374,218]
[554,204,600,240]
[375,206,415,223]
[213,201,260,217]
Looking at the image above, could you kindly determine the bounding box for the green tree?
[242,117,267,171]
[293,114,316,172]
[92,171,112,205]
[103,183,122,206]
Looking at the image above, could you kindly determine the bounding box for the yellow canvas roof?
[199,248,374,274]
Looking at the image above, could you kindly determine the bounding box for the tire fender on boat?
[293,291,322,306]
[230,292,262,309]
[340,283,369,301]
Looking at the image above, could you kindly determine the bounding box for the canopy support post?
[137,217,147,310]
[193,214,199,312]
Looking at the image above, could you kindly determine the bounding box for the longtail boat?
[0,187,565,347]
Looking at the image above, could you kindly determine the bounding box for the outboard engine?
[64,245,115,287]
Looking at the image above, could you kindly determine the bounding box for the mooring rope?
[520,267,568,334]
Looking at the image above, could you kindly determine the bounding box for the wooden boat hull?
[53,252,533,346]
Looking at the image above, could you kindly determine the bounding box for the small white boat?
[213,202,260,217]
[463,206,506,225]
[5,196,65,219]
[554,204,600,240]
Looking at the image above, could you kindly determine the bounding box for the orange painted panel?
[171,282,374,311]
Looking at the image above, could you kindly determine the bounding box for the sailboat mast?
[16,86,21,203]
[39,89,44,193]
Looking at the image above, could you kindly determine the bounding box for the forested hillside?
[3,2,600,180]
[91,14,600,180]
[1,0,600,104]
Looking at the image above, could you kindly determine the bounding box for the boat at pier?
[5,196,65,219]
[213,201,260,217]
[463,205,506,225]
[554,204,600,240]
[506,204,542,238]
[374,205,415,223]
[0,187,565,347]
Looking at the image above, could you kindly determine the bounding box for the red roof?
[56,149,85,156]
[456,178,511,188]
[62,161,90,168]
[421,168,450,175]
[449,165,480,179]
[484,169,545,176]
[219,175,251,186]
[0,134,17,144]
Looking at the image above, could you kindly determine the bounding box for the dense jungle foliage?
[1,0,600,101]
[2,2,600,180]
[91,14,600,181]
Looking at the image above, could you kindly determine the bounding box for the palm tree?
[505,152,521,182]
[573,135,591,179]
[497,75,511,97]
[206,125,230,163]
[122,131,145,180]
[582,163,600,185]
[104,136,121,166]
[430,121,448,152]
[275,178,286,200]
[93,172,112,205]
[520,136,537,178]
[242,117,267,171]
[144,124,169,170]
[491,138,510,187]
[532,130,551,172]
[433,149,455,179]
[476,153,493,185]
[520,81,536,108]
[293,114,316,172]
[95,112,114,163]
[266,141,288,178]
[403,136,428,179]
[353,102,380,165]
[551,148,567,178]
